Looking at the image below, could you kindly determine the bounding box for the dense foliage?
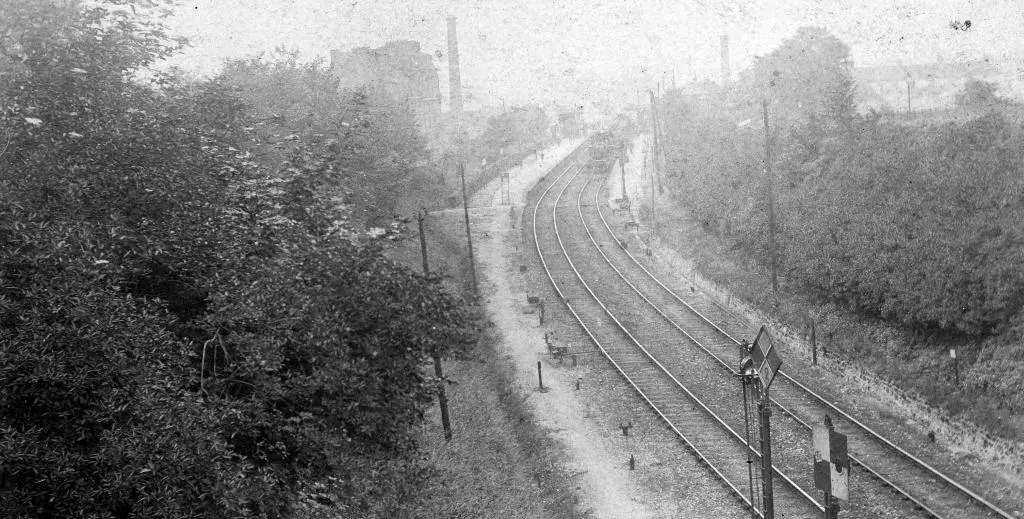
[475,105,552,160]
[661,26,1024,337]
[217,50,431,226]
[0,1,475,516]
[956,79,1001,108]
[459,104,556,198]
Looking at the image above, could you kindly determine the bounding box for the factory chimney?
[720,35,731,86]
[446,16,463,114]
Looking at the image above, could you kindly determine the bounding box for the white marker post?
[950,348,958,386]
[813,415,849,518]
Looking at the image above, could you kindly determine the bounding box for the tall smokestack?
[446,16,463,114]
[720,35,731,86]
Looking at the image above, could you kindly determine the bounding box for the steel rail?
[562,177,824,514]
[590,177,1016,519]
[529,156,763,516]
[572,177,829,511]
[588,181,943,517]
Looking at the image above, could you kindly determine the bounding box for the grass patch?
[386,210,475,295]
[365,210,583,517]
[416,327,583,518]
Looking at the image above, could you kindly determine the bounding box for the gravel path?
[468,136,748,518]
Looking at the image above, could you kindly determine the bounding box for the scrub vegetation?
[657,27,1024,437]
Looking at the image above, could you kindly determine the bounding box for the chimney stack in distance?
[446,16,463,114]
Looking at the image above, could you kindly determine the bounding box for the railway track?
[524,140,1019,519]
[527,154,821,518]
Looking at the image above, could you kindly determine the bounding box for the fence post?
[811,320,818,365]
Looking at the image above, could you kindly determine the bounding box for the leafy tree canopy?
[0,1,477,517]
[739,27,857,134]
[956,78,1001,108]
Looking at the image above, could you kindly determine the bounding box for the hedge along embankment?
[662,97,1024,415]
[781,113,1024,337]
[667,108,1024,337]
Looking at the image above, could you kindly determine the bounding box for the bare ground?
[460,138,749,518]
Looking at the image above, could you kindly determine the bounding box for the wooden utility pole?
[417,209,430,274]
[761,99,779,301]
[648,90,667,194]
[649,146,657,243]
[448,13,476,298]
[656,99,667,194]
[648,90,662,194]
[418,210,452,441]
[459,163,478,296]
[619,147,628,201]
[811,320,818,365]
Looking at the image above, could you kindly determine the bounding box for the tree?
[0,2,478,516]
[476,105,552,160]
[739,27,857,136]
[219,54,430,226]
[955,79,1000,108]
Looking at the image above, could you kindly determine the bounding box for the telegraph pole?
[649,146,656,244]
[459,163,478,296]
[448,14,477,298]
[418,209,431,274]
[647,91,661,249]
[655,94,667,194]
[648,90,667,194]
[761,99,779,301]
[619,147,628,201]
[648,89,662,194]
[419,210,452,441]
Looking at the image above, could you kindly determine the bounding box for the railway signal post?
[740,326,783,519]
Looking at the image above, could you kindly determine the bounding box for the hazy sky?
[163,0,1024,108]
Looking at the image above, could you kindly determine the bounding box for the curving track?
[524,140,1019,519]
[527,154,821,518]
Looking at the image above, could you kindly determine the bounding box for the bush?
[0,1,477,516]
[660,28,1024,337]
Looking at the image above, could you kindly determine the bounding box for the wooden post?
[761,99,779,302]
[419,210,452,441]
[648,90,663,195]
[537,361,544,390]
[649,146,656,246]
[417,210,430,274]
[811,320,818,365]
[951,349,959,386]
[620,149,628,201]
[459,163,478,296]
[433,355,452,441]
